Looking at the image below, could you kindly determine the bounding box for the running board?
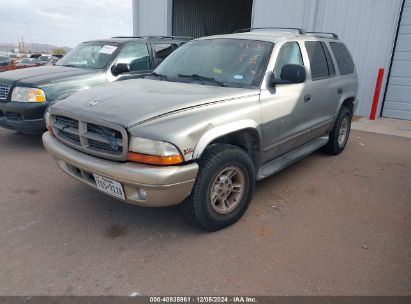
[257,136,329,180]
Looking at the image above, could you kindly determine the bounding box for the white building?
[133,0,411,120]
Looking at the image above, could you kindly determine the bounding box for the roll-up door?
[383,0,411,120]
[172,0,253,38]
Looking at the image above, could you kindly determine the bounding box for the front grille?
[59,129,81,144]
[51,114,127,161]
[56,115,78,129]
[0,84,11,100]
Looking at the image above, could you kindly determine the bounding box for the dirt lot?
[0,128,410,296]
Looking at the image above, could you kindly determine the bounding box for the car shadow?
[0,129,44,151]
[53,182,207,237]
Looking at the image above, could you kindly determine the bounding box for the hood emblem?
[88,99,100,107]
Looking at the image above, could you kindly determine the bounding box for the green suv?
[0,36,190,134]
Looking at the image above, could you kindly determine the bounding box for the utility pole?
[26,22,36,53]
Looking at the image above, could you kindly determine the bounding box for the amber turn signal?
[127,152,183,165]
[47,126,54,136]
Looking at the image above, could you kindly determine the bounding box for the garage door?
[383,0,411,120]
[172,0,253,38]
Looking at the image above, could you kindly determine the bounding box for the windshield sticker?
[99,45,118,55]
[239,42,264,49]
[213,67,223,74]
[234,75,244,80]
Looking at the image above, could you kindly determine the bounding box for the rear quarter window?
[329,42,355,75]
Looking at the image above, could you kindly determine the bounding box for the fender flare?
[331,92,357,127]
[193,119,260,159]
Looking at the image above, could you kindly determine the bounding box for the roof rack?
[306,32,339,39]
[234,27,306,35]
[111,35,192,40]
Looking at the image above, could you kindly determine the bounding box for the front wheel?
[324,106,352,155]
[181,144,255,231]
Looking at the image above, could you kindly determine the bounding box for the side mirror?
[279,64,306,84]
[111,63,130,76]
[154,58,163,67]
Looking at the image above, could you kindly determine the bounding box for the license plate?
[93,174,125,200]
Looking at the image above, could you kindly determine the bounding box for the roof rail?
[111,35,192,40]
[233,27,306,35]
[143,35,192,40]
[306,32,339,39]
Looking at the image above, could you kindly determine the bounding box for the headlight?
[11,87,46,103]
[128,137,183,165]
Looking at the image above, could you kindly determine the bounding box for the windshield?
[154,39,273,88]
[57,42,119,69]
[0,56,9,63]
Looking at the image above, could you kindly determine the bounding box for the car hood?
[52,78,260,128]
[0,65,102,86]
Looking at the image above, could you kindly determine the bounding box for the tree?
[52,48,66,55]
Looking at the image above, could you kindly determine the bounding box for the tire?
[181,144,255,231]
[323,106,352,155]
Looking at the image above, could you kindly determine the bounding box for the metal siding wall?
[133,0,171,36]
[315,0,402,117]
[252,0,402,116]
[383,0,411,120]
[252,0,308,28]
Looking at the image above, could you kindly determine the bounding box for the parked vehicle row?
[15,58,43,69]
[1,29,359,231]
[0,53,62,72]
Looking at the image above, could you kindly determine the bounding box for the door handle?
[337,88,343,94]
[304,94,312,102]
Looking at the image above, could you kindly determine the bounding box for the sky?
[0,0,133,47]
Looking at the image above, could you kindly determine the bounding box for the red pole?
[369,68,385,120]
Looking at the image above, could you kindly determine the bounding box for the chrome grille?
[51,114,128,161]
[0,84,11,100]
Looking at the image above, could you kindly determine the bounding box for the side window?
[274,42,304,80]
[321,42,336,77]
[305,41,331,80]
[329,42,355,75]
[152,43,177,61]
[116,43,150,71]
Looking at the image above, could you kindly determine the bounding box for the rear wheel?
[181,144,255,231]
[324,106,352,155]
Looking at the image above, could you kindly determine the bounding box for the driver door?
[260,41,312,163]
[111,42,152,81]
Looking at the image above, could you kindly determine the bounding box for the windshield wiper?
[151,72,169,80]
[60,64,76,67]
[178,74,226,87]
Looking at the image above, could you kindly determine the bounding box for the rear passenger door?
[303,41,340,138]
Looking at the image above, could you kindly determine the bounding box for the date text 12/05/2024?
[149,297,257,303]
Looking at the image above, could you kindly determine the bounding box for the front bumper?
[0,101,47,133]
[42,132,199,207]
